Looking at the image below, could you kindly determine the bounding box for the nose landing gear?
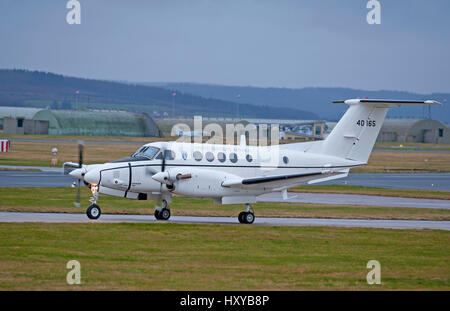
[86,184,101,220]
[238,203,255,224]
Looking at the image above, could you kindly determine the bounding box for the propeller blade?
[161,154,166,172]
[78,142,84,168]
[74,179,81,207]
[74,141,84,207]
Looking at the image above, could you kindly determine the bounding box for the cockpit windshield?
[131,146,160,159]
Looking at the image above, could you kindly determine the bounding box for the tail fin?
[308,99,441,163]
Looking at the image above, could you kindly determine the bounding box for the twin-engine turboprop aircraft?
[66,99,440,224]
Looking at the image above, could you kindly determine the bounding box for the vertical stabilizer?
[307,99,441,163]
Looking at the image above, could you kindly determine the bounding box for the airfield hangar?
[32,110,160,137]
[1,107,161,137]
[377,119,450,144]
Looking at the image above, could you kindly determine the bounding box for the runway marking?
[0,212,449,231]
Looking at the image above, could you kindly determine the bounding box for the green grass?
[1,187,450,221]
[0,223,448,290]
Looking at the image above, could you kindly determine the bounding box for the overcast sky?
[1,0,449,93]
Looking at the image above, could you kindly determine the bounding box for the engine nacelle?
[153,167,240,198]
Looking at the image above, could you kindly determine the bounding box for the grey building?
[377,119,450,144]
[3,117,49,135]
[0,106,41,130]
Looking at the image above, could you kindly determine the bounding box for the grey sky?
[1,0,449,93]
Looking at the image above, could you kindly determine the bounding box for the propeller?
[154,144,169,210]
[74,142,84,207]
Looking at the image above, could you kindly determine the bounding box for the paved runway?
[258,192,450,209]
[0,170,74,188]
[0,212,448,230]
[319,173,450,191]
[0,169,449,209]
[2,166,449,191]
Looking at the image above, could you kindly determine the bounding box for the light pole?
[236,93,240,120]
[172,92,176,119]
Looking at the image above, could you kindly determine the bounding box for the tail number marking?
[356,120,376,127]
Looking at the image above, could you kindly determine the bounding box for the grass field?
[0,223,448,290]
[1,187,449,221]
[1,135,449,172]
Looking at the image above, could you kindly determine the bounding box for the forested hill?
[0,70,318,120]
[151,82,450,123]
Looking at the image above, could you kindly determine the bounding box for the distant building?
[0,106,41,130]
[3,117,49,135]
[33,110,160,137]
[280,131,322,141]
[1,107,161,137]
[377,119,449,144]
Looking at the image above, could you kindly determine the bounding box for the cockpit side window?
[132,146,160,159]
[155,149,175,160]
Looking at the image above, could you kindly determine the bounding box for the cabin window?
[439,128,444,137]
[205,152,214,162]
[217,152,226,162]
[229,152,238,163]
[193,151,203,161]
[283,156,289,164]
[17,118,24,128]
[246,154,253,162]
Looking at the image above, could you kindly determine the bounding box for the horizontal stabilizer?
[333,98,441,107]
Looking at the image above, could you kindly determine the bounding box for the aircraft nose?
[84,168,100,184]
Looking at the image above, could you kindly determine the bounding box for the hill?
[0,70,318,120]
[150,83,450,123]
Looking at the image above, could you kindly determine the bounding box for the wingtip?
[424,100,442,106]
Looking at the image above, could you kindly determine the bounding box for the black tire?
[86,204,101,220]
[245,212,255,224]
[238,212,246,224]
[159,208,171,221]
[154,209,161,220]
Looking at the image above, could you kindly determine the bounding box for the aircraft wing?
[222,170,347,189]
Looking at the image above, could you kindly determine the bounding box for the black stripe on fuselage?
[124,163,132,197]
[241,172,322,185]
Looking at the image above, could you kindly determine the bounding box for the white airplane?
[66,99,440,224]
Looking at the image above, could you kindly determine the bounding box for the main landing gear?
[86,184,101,220]
[87,204,101,220]
[154,200,171,221]
[238,203,255,224]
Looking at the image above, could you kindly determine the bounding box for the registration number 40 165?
[356,119,376,127]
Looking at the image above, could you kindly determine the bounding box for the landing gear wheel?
[154,209,161,220]
[238,212,246,224]
[238,211,255,224]
[244,212,255,224]
[86,204,101,220]
[159,208,171,220]
[155,207,170,220]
